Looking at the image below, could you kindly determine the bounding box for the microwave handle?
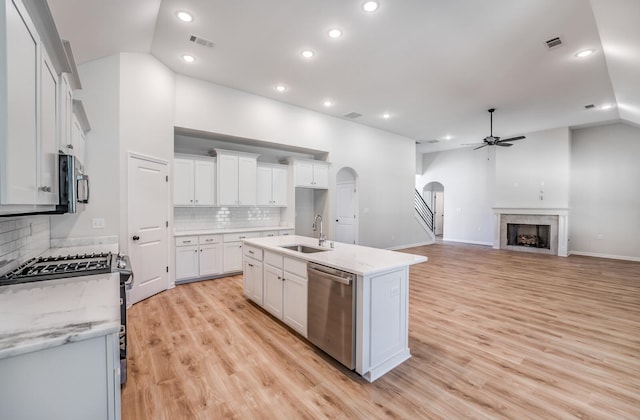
[77,174,90,204]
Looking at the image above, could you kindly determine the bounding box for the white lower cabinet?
[0,333,120,420]
[175,235,222,282]
[243,244,263,304]
[261,250,308,337]
[223,231,260,273]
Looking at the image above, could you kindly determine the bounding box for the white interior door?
[336,182,357,244]
[128,154,169,304]
[434,191,444,236]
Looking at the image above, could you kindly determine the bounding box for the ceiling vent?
[425,139,440,144]
[343,112,363,119]
[545,36,563,49]
[189,34,215,48]
[584,104,595,109]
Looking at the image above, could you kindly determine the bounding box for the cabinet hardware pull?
[132,235,140,241]
[67,144,74,149]
[248,250,254,254]
[239,236,246,239]
[39,186,52,192]
[184,240,191,243]
[248,263,253,267]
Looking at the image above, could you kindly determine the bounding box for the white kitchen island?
[242,235,427,382]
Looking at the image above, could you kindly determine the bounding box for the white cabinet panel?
[173,157,214,206]
[175,234,222,281]
[194,160,215,205]
[271,165,288,205]
[237,156,256,205]
[173,158,194,206]
[223,241,243,273]
[217,153,238,206]
[312,162,329,189]
[199,243,222,277]
[215,150,257,206]
[283,269,307,336]
[243,258,263,304]
[58,74,73,154]
[71,114,86,165]
[175,244,199,280]
[38,49,58,204]
[263,263,284,318]
[290,159,330,189]
[257,164,288,206]
[256,165,271,206]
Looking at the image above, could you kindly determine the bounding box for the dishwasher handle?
[308,264,353,286]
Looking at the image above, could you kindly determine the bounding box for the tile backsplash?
[0,216,50,276]
[174,207,283,231]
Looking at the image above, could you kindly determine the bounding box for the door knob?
[336,219,339,222]
[132,235,140,241]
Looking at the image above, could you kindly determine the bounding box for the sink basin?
[279,244,329,254]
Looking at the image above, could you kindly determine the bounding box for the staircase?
[414,189,435,237]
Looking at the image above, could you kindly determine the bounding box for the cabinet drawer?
[176,236,198,246]
[223,231,260,242]
[262,230,279,238]
[278,229,294,236]
[244,244,263,261]
[284,257,307,279]
[199,234,221,244]
[264,250,283,268]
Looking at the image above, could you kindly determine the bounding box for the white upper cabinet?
[38,48,59,204]
[289,158,330,189]
[257,163,288,206]
[173,156,215,206]
[57,73,73,155]
[0,0,39,205]
[215,149,258,206]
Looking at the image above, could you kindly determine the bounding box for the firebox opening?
[506,223,551,249]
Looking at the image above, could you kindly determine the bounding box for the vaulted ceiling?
[48,0,640,153]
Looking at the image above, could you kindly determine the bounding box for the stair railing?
[414,189,434,232]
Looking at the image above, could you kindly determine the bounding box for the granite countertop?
[0,258,120,360]
[174,226,295,237]
[244,235,427,276]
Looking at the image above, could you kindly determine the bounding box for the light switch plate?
[92,218,105,229]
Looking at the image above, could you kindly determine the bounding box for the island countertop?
[243,235,427,276]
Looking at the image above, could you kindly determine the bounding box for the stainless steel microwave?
[57,153,89,214]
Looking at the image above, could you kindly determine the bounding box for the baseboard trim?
[443,238,493,246]
[388,241,434,250]
[568,251,640,262]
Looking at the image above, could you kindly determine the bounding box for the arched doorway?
[335,167,359,244]
[423,182,444,237]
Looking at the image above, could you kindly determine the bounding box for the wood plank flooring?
[121,242,640,419]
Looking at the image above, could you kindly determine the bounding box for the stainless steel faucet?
[313,214,325,246]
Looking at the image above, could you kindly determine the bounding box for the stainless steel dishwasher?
[307,262,356,369]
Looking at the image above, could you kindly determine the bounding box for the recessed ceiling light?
[182,54,195,63]
[301,50,315,59]
[600,104,613,110]
[363,1,379,12]
[176,11,193,22]
[575,49,594,58]
[328,28,342,39]
[382,113,391,119]
[323,100,333,107]
[275,85,287,93]
[444,135,453,141]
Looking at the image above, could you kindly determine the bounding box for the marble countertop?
[244,235,427,276]
[174,226,295,237]
[0,266,120,360]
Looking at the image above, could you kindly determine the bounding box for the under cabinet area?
[173,156,215,206]
[175,235,223,282]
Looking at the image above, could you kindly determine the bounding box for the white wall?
[495,127,570,208]
[117,53,175,253]
[570,122,640,260]
[175,75,427,249]
[416,147,496,245]
[50,55,121,241]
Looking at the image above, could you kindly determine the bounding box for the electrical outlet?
[92,218,105,229]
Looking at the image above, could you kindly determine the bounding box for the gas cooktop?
[0,253,114,286]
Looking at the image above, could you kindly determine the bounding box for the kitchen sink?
[279,244,329,254]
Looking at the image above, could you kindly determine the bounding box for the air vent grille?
[189,34,215,48]
[343,112,362,119]
[545,36,562,49]
[425,139,440,144]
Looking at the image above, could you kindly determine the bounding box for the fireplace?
[507,223,551,249]
[493,209,568,256]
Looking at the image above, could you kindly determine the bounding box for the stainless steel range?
[0,251,133,385]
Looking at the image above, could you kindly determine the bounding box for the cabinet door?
[58,75,73,154]
[173,158,194,206]
[294,161,313,187]
[38,50,58,204]
[194,160,215,206]
[223,241,243,272]
[71,115,85,166]
[256,165,272,206]
[312,163,329,188]
[243,258,263,304]
[3,0,39,204]
[175,245,199,280]
[199,243,222,277]
[263,264,284,318]
[271,165,288,206]
[237,156,256,205]
[283,271,308,337]
[217,154,238,205]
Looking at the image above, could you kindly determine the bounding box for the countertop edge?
[174,226,295,237]
[0,320,120,360]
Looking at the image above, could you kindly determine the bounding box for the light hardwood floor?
[121,242,640,419]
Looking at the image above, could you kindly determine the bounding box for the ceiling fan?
[465,109,526,150]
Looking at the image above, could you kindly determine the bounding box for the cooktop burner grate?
[0,253,114,286]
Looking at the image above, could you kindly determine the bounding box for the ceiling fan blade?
[496,142,513,147]
[498,136,526,143]
[473,144,488,150]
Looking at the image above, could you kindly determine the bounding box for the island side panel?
[356,266,411,382]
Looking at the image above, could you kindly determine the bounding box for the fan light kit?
[463,109,526,150]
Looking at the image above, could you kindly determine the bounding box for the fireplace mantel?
[492,208,569,257]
